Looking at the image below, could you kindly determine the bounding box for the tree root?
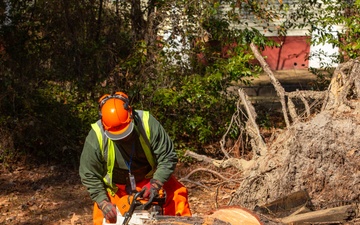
[184,150,255,171]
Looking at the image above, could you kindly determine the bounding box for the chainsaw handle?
[135,188,146,199]
[140,188,166,210]
[141,192,156,209]
[122,189,145,225]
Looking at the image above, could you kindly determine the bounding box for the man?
[79,92,191,224]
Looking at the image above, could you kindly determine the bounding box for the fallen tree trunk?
[186,44,360,223]
[228,50,360,217]
[184,46,360,224]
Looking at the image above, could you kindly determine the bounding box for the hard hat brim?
[105,121,134,140]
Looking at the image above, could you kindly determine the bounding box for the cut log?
[144,215,231,224]
[144,207,263,225]
[280,205,357,224]
[208,206,263,225]
[253,190,312,218]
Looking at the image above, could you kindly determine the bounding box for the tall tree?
[0,0,297,163]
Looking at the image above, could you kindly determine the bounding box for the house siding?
[219,1,341,70]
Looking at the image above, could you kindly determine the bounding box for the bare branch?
[250,42,290,128]
[238,89,267,156]
[287,97,298,123]
[219,112,236,159]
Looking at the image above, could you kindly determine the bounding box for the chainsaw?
[103,188,166,225]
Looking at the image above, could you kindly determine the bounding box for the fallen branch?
[184,150,255,170]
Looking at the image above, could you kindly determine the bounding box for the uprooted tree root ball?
[233,102,360,210]
[185,48,360,223]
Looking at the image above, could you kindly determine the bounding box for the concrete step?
[230,69,319,98]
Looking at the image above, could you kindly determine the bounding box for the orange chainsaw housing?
[93,175,191,225]
[117,189,165,216]
[117,195,132,216]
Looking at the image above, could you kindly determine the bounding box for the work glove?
[98,200,117,223]
[142,179,163,199]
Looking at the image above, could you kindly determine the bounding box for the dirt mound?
[233,101,360,210]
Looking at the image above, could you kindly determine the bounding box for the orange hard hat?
[99,92,134,140]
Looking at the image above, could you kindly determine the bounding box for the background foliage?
[283,0,360,82]
[0,0,357,167]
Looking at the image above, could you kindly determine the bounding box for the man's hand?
[142,179,163,198]
[98,200,117,223]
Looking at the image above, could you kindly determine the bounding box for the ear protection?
[98,92,132,119]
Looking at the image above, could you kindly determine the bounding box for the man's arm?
[79,129,109,203]
[148,114,178,184]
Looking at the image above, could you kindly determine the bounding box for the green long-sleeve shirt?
[79,110,178,204]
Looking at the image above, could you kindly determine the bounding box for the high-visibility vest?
[91,110,156,196]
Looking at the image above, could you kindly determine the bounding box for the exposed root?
[184,150,255,171]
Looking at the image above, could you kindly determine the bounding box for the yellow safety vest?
[91,110,156,196]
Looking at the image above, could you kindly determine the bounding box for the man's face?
[115,129,135,143]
